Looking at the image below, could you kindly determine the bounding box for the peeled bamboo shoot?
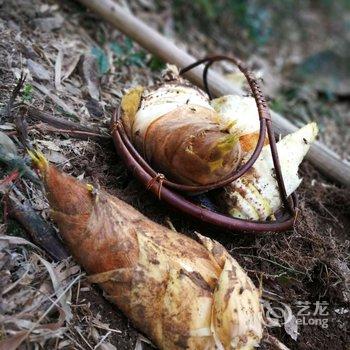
[121,69,242,186]
[223,123,318,220]
[211,95,267,153]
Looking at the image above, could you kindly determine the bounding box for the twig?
[91,320,121,334]
[7,192,69,261]
[75,327,94,350]
[93,331,112,350]
[4,126,36,136]
[264,333,290,350]
[5,123,109,140]
[23,106,110,140]
[35,123,110,140]
[65,332,86,350]
[75,278,81,305]
[23,105,95,132]
[5,73,26,120]
[5,73,30,148]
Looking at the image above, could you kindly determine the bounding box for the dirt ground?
[0,0,349,349]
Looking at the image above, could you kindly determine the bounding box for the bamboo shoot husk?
[30,152,263,350]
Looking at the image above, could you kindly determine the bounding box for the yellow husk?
[120,86,144,136]
[27,149,48,172]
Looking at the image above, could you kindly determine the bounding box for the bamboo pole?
[77,0,350,187]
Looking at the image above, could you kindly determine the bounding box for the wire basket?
[111,55,297,233]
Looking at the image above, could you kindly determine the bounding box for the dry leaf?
[45,151,69,165]
[61,54,81,82]
[0,330,27,350]
[36,139,61,152]
[0,235,41,251]
[32,15,64,32]
[80,55,100,100]
[27,59,51,81]
[284,313,299,341]
[37,255,73,322]
[55,49,63,91]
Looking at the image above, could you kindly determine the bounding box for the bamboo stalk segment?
[77,0,350,187]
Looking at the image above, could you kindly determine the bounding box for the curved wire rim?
[111,108,298,233]
[111,54,298,232]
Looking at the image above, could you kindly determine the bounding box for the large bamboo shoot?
[30,152,263,350]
